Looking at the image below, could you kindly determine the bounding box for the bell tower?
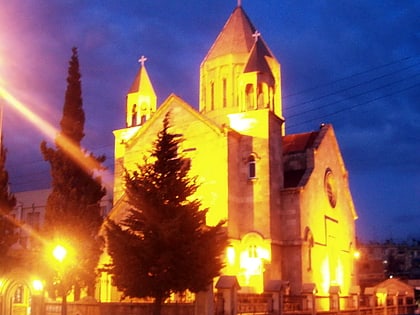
[199,4,283,132]
[126,56,157,127]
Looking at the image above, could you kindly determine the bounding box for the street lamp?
[52,243,71,315]
[53,244,67,263]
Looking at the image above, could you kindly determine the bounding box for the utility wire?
[286,61,420,111]
[287,82,420,130]
[284,54,419,99]
[287,72,420,119]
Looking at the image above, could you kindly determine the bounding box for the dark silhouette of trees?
[105,113,227,315]
[40,47,106,300]
[0,137,17,271]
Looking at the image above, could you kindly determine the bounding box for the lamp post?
[52,244,69,315]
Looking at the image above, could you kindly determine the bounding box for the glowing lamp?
[53,245,67,262]
[32,279,44,292]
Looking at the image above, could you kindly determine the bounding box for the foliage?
[40,47,106,299]
[0,138,17,271]
[105,113,227,315]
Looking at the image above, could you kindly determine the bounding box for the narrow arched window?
[222,78,227,108]
[131,104,137,126]
[248,155,256,179]
[140,115,147,125]
[245,84,255,109]
[210,81,215,110]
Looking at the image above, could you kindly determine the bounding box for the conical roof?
[128,63,155,95]
[244,37,274,75]
[204,6,256,61]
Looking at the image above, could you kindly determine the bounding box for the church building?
[108,3,358,299]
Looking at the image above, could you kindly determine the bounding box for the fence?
[40,292,416,315]
[44,302,194,315]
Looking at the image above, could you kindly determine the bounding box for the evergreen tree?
[105,113,227,315]
[0,137,17,271]
[40,47,106,299]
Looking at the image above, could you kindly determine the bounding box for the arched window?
[304,227,314,271]
[140,115,147,125]
[245,84,255,109]
[222,78,227,108]
[248,154,256,179]
[131,104,137,126]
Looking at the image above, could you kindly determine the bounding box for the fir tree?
[0,137,17,271]
[105,113,227,315]
[40,47,106,299]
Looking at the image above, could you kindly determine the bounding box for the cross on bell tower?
[252,30,261,42]
[138,55,148,67]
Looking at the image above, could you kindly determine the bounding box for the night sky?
[0,1,418,242]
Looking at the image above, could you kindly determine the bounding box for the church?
[107,3,359,299]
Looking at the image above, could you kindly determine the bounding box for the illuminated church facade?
[109,4,358,297]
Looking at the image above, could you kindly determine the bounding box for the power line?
[287,82,420,130]
[283,54,420,99]
[286,61,420,111]
[287,72,420,119]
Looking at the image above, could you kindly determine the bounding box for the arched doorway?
[0,272,42,315]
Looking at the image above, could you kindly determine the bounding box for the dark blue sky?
[0,1,419,242]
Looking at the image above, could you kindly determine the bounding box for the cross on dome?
[237,0,242,7]
[138,55,148,67]
[252,30,261,42]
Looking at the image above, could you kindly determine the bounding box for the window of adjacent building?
[27,211,40,230]
[248,155,256,179]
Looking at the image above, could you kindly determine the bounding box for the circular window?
[324,169,337,208]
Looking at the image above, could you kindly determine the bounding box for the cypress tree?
[40,47,106,299]
[105,113,227,315]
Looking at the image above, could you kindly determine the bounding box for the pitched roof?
[282,131,319,189]
[283,131,319,154]
[204,6,256,61]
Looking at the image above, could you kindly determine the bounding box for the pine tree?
[0,137,17,271]
[40,47,106,299]
[105,113,227,315]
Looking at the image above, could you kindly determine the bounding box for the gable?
[112,94,231,226]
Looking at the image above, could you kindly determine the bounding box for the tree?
[40,47,106,300]
[0,137,17,271]
[105,113,227,315]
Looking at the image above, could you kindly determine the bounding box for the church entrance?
[0,273,41,315]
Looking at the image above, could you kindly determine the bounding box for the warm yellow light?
[353,250,360,259]
[228,113,257,132]
[53,245,67,262]
[321,258,330,294]
[227,246,235,265]
[32,279,44,292]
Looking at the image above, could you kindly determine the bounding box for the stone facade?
[108,3,359,299]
